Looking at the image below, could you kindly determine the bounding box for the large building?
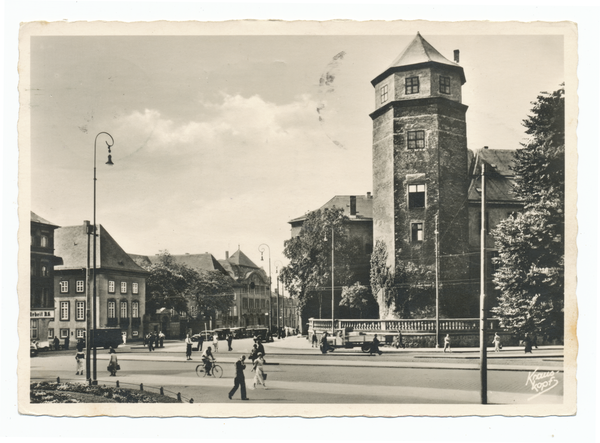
[52,222,148,344]
[288,34,523,322]
[132,248,274,333]
[370,33,522,318]
[30,212,59,343]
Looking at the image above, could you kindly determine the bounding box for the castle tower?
[371,33,470,310]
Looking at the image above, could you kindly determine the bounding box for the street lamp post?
[274,260,284,336]
[88,132,114,385]
[258,244,271,331]
[331,226,335,335]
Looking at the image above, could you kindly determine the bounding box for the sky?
[29,32,564,273]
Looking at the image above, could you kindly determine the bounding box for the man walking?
[228,355,249,400]
[227,333,233,352]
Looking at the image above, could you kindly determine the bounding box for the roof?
[372,33,466,85]
[54,224,148,273]
[467,148,521,203]
[289,194,373,225]
[219,249,268,284]
[134,253,229,275]
[227,249,260,269]
[31,211,59,228]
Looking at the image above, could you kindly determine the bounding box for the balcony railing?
[106,318,118,327]
[309,318,502,334]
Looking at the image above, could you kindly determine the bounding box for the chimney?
[225,251,229,259]
[367,192,372,198]
[483,146,489,149]
[350,196,357,216]
[454,50,460,63]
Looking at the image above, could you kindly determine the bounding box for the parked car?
[30,341,38,357]
[191,330,213,342]
[230,327,246,339]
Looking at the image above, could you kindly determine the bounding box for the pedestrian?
[369,334,383,356]
[212,333,219,352]
[75,346,85,375]
[443,334,452,353]
[147,333,154,352]
[185,334,193,360]
[154,332,159,350]
[320,331,329,354]
[227,333,233,352]
[523,333,533,354]
[493,333,501,352]
[159,331,165,348]
[107,347,119,376]
[394,330,405,349]
[228,355,249,400]
[64,335,70,351]
[53,336,60,351]
[121,332,127,345]
[195,334,204,352]
[248,343,259,362]
[251,352,266,389]
[311,332,318,348]
[256,339,265,357]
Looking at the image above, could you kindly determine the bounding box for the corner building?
[371,33,472,315]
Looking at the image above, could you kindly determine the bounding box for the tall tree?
[280,207,362,318]
[491,86,565,341]
[339,282,378,319]
[143,251,234,318]
[188,269,234,320]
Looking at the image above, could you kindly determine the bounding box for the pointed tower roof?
[227,249,259,269]
[372,33,465,85]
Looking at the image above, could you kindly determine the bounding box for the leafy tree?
[280,207,363,318]
[143,251,234,318]
[370,240,435,319]
[491,86,565,341]
[339,282,378,319]
[144,252,192,314]
[188,269,234,320]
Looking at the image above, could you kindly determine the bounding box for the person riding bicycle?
[202,346,215,376]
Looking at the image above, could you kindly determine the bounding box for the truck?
[93,328,122,349]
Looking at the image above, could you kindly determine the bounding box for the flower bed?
[30,381,180,403]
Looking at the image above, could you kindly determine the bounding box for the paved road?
[30,337,564,404]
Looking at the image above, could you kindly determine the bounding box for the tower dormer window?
[405,76,419,94]
[407,130,425,149]
[380,84,389,103]
[440,76,451,94]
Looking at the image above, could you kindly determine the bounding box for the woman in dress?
[108,347,119,376]
[252,352,266,389]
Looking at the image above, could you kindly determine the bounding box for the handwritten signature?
[526,368,560,401]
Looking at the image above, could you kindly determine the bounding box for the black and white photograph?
[18,19,577,419]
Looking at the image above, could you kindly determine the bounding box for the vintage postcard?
[18,19,577,418]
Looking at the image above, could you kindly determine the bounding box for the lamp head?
[106,154,114,166]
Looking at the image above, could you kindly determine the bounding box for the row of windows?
[57,300,140,321]
[379,75,452,103]
[60,280,139,295]
[31,234,50,248]
[242,298,268,310]
[107,300,140,319]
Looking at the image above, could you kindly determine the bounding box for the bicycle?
[196,361,223,378]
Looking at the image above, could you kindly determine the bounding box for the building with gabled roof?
[52,222,148,345]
